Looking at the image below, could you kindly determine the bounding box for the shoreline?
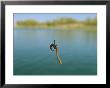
[14,25,97,30]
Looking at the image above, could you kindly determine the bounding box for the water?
[14,28,97,75]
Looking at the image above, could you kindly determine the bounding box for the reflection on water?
[14,28,97,75]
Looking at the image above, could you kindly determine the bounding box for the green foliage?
[16,17,97,28]
[84,17,97,25]
[44,17,78,27]
[16,19,38,26]
[52,17,78,24]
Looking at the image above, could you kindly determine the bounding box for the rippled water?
[14,28,97,75]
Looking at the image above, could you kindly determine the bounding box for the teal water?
[14,28,97,75]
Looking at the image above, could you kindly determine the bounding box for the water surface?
[14,28,97,75]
